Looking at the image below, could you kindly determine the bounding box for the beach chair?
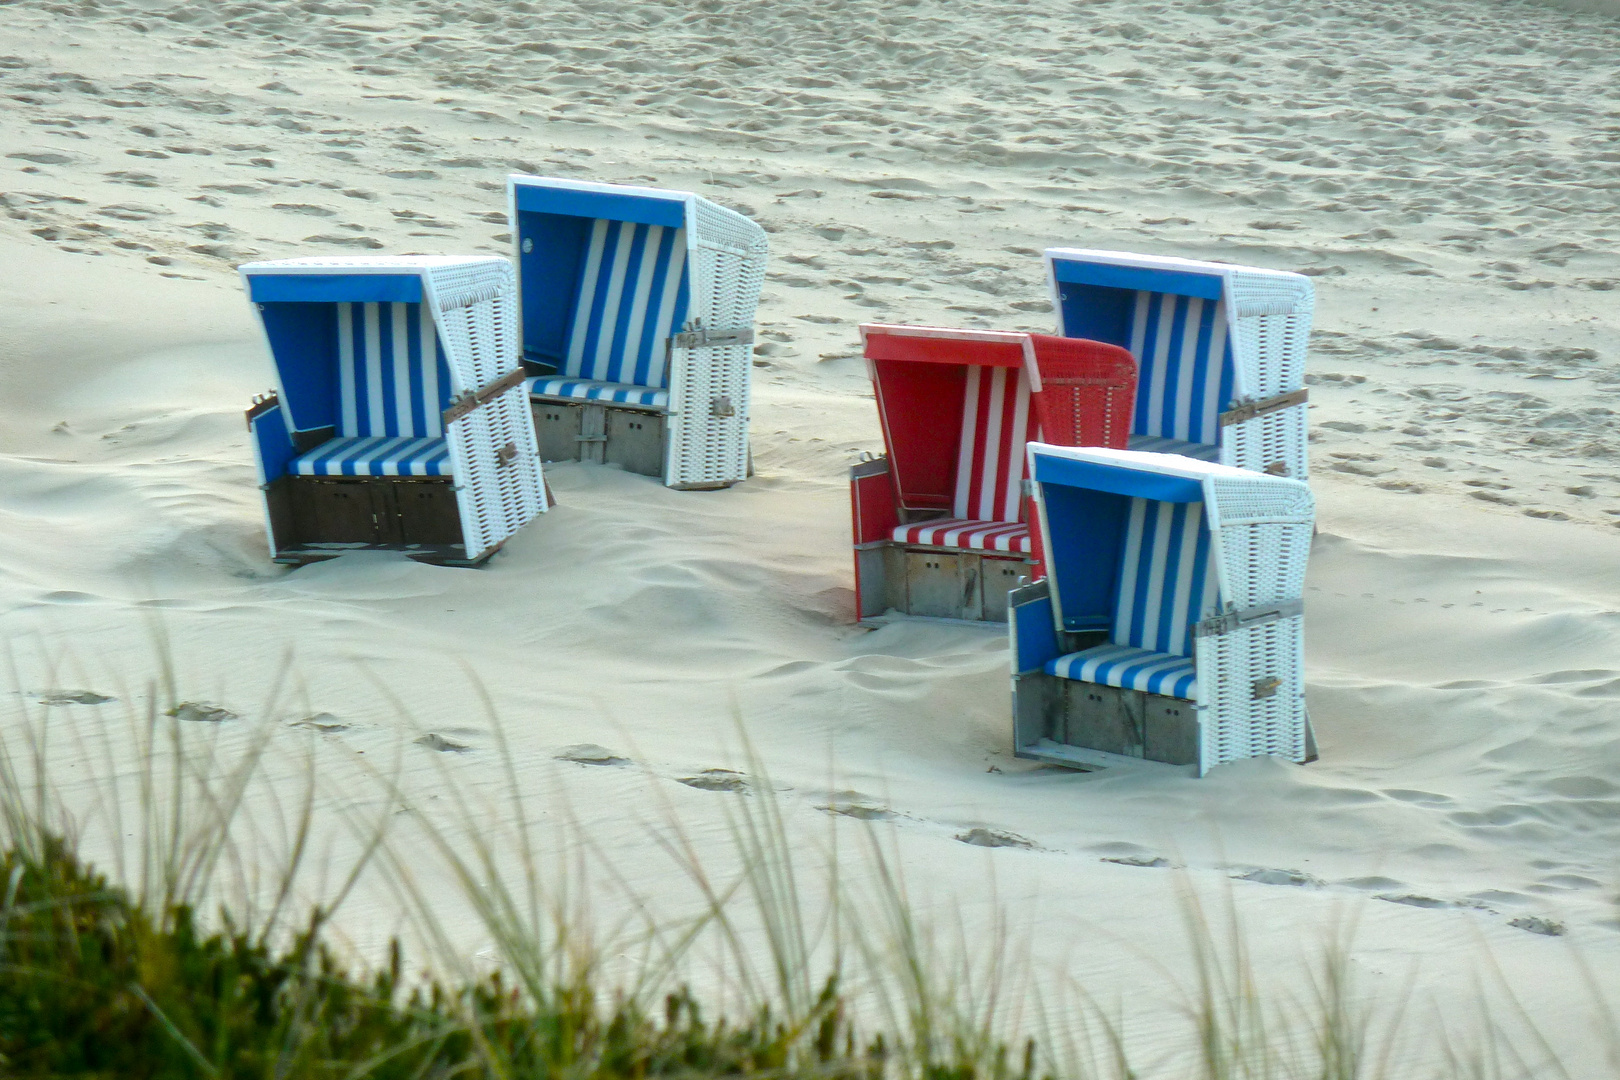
[1010,444,1315,775]
[508,175,769,489]
[241,256,547,567]
[851,324,1137,623]
[1045,249,1314,481]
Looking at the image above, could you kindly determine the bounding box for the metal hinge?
[1194,599,1303,638]
[1218,388,1308,428]
[1251,676,1282,700]
[1021,478,1035,498]
[443,368,527,425]
[674,327,755,349]
[710,395,736,418]
[495,441,518,467]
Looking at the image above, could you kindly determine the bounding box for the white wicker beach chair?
[508,175,768,489]
[1045,249,1314,481]
[241,256,547,566]
[1010,444,1315,775]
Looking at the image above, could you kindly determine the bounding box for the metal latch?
[495,441,518,467]
[1218,388,1308,428]
[710,395,736,418]
[1194,599,1303,638]
[1251,676,1282,700]
[674,328,755,349]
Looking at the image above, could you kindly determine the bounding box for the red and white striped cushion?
[953,365,1033,522]
[892,518,1031,555]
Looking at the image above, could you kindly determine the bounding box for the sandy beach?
[2,0,1618,1070]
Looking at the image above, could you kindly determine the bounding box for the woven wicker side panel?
[666,203,766,487]
[1197,614,1307,771]
[1206,475,1315,527]
[426,259,512,312]
[668,339,750,486]
[1225,270,1314,479]
[436,285,545,559]
[1220,405,1310,480]
[692,196,770,259]
[1215,520,1313,610]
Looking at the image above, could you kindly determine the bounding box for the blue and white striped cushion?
[1113,497,1220,658]
[1046,644,1198,700]
[1127,434,1221,462]
[561,220,689,389]
[527,377,670,409]
[333,301,454,438]
[291,435,452,477]
[1128,292,1235,447]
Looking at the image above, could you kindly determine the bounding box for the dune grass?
[0,658,1612,1079]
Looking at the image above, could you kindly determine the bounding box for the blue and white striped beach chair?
[241,256,547,566]
[1010,444,1315,775]
[508,175,768,489]
[1044,249,1314,481]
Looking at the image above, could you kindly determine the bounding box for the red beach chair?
[850,324,1137,622]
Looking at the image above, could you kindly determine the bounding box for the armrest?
[850,455,898,545]
[1009,579,1060,675]
[246,397,297,485]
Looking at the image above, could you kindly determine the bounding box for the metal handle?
[1218,388,1308,428]
[443,368,527,426]
[1195,599,1303,638]
[675,328,755,349]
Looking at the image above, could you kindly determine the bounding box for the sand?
[2,0,1618,1071]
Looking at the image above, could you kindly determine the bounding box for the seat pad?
[1127,434,1220,462]
[291,435,453,477]
[527,377,669,409]
[893,518,1031,555]
[1046,643,1198,700]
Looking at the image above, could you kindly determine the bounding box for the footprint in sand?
[554,743,629,767]
[678,769,746,792]
[818,802,895,821]
[1233,867,1322,888]
[1102,855,1170,868]
[1509,916,1565,937]
[292,712,350,734]
[415,733,471,753]
[38,690,115,706]
[272,202,336,217]
[956,827,1033,850]
[169,702,236,723]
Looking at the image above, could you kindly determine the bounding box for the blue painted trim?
[248,275,423,304]
[1050,259,1224,300]
[1033,455,1205,503]
[513,184,686,228]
